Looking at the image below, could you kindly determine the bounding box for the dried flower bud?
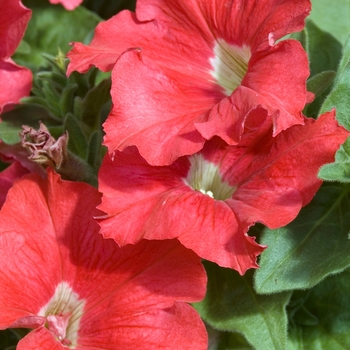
[20,122,68,169]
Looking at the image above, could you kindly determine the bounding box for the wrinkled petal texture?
[0,170,207,349]
[68,0,311,165]
[0,0,31,59]
[49,0,83,11]
[98,110,349,273]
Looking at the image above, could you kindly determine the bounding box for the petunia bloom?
[68,0,312,165]
[0,0,32,112]
[97,110,349,274]
[49,0,82,11]
[0,170,207,349]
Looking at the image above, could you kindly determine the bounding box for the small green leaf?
[254,184,350,294]
[318,137,350,182]
[63,113,88,158]
[79,78,111,128]
[87,131,104,169]
[194,262,291,350]
[288,269,350,349]
[59,84,78,117]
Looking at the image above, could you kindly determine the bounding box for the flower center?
[209,39,251,96]
[184,154,236,200]
[38,282,85,348]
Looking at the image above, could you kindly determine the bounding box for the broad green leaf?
[194,261,291,350]
[320,61,350,130]
[288,268,350,349]
[309,0,350,45]
[13,1,101,71]
[318,137,350,182]
[254,184,350,294]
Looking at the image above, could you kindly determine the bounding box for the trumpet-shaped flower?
[0,170,207,349]
[68,0,312,165]
[97,110,349,274]
[0,0,32,112]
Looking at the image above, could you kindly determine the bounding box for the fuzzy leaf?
[288,269,350,349]
[306,71,336,96]
[318,137,350,182]
[320,61,350,130]
[194,262,291,350]
[254,184,350,294]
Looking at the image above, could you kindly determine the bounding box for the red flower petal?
[0,161,29,208]
[0,0,31,59]
[0,170,207,348]
[98,110,349,272]
[0,59,32,112]
[68,0,311,165]
[49,0,83,11]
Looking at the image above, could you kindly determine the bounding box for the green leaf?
[0,105,60,144]
[78,78,111,128]
[86,131,104,169]
[254,184,350,294]
[333,34,350,86]
[309,0,350,45]
[13,1,101,71]
[59,84,78,117]
[303,20,342,117]
[306,71,336,96]
[320,61,350,130]
[306,20,342,77]
[318,137,350,182]
[288,268,350,349]
[194,262,291,350]
[63,113,88,158]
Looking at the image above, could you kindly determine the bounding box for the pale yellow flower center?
[38,282,85,348]
[210,39,251,95]
[184,154,236,200]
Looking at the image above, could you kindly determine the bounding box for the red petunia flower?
[97,110,349,274]
[49,0,82,11]
[0,170,207,349]
[0,0,32,112]
[68,0,312,165]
